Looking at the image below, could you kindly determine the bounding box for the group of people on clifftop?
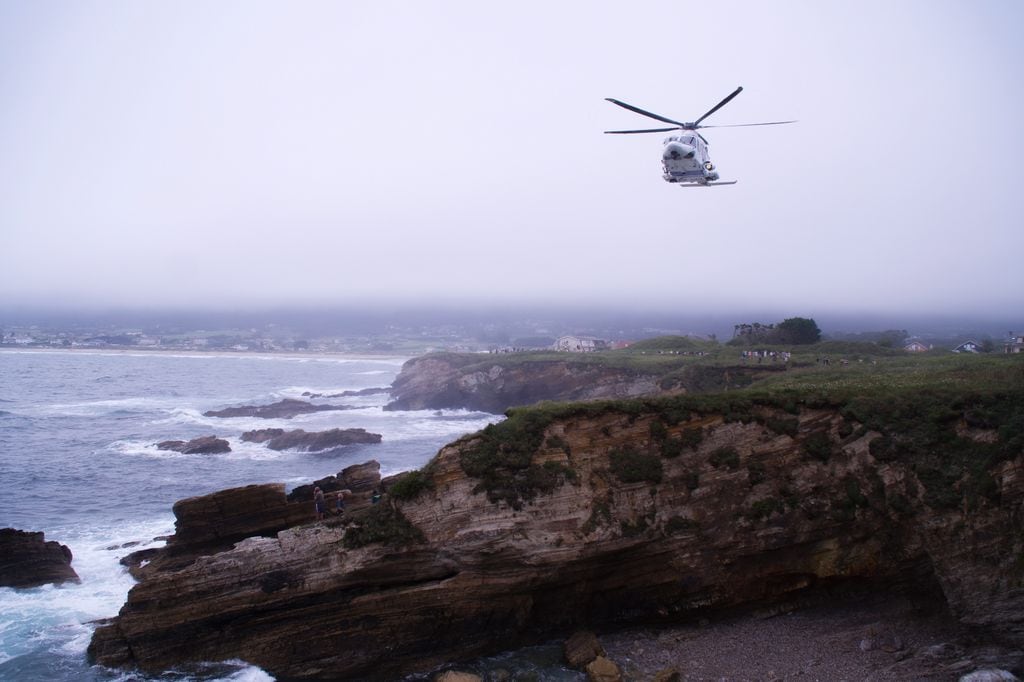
[312,486,381,521]
[313,487,345,521]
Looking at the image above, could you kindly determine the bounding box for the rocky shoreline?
[88,389,1024,680]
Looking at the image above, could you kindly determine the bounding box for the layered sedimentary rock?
[0,528,79,588]
[89,399,1024,680]
[385,352,777,414]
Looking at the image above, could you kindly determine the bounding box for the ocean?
[0,349,501,681]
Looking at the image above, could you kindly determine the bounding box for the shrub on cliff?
[459,409,578,509]
[388,469,435,501]
[342,504,425,549]
[709,446,740,470]
[609,446,663,484]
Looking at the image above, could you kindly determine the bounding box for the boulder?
[203,399,351,419]
[0,528,79,588]
[564,630,605,669]
[157,436,231,454]
[585,656,622,682]
[433,672,482,682]
[960,671,1020,682]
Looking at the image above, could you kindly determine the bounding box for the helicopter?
[605,86,795,187]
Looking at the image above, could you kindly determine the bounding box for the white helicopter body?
[605,86,794,187]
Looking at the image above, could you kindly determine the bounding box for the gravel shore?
[598,593,1021,681]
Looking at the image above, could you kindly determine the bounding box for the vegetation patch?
[609,446,663,484]
[763,416,799,437]
[678,426,704,449]
[749,497,785,520]
[709,446,740,470]
[747,460,767,485]
[661,437,683,459]
[459,409,576,509]
[620,516,650,538]
[343,504,425,549]
[388,468,435,501]
[544,435,570,453]
[582,499,612,534]
[664,516,699,534]
[803,431,834,462]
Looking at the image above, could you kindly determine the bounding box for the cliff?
[385,350,776,413]
[89,380,1024,680]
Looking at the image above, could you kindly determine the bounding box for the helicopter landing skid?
[679,180,737,187]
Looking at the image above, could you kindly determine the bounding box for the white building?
[553,335,608,353]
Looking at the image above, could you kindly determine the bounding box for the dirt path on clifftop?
[598,594,1015,681]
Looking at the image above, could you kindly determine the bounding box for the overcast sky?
[1,1,1022,318]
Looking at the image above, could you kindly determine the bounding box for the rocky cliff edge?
[89,389,1024,680]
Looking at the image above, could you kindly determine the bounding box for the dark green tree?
[776,317,821,345]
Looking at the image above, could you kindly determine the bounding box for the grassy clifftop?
[440,347,1024,513]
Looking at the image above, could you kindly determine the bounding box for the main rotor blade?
[605,98,688,127]
[698,120,798,128]
[692,86,744,127]
[604,127,679,134]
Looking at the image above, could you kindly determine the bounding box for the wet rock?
[242,427,381,452]
[652,669,680,682]
[434,672,482,682]
[203,398,351,419]
[157,435,231,454]
[564,630,605,669]
[585,656,622,682]
[923,643,964,660]
[0,528,79,588]
[240,428,285,443]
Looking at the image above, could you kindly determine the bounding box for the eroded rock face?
[0,528,79,588]
[89,404,1024,680]
[385,355,663,413]
[384,353,778,414]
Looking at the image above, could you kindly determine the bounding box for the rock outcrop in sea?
[89,390,1024,680]
[157,435,232,454]
[240,427,382,451]
[203,398,352,419]
[0,528,80,588]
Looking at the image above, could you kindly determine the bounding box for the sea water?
[0,349,500,681]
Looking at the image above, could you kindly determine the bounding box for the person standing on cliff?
[334,490,345,516]
[313,486,326,521]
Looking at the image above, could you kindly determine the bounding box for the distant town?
[2,311,1020,356]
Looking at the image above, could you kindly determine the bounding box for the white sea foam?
[0,517,171,669]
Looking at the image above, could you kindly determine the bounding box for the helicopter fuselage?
[661,133,720,184]
[605,87,793,188]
